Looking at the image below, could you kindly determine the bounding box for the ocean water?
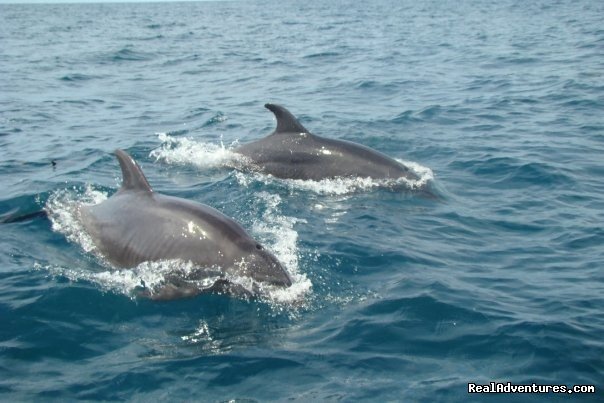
[1,0,603,400]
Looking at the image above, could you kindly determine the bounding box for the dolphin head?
[245,242,293,287]
[227,240,293,288]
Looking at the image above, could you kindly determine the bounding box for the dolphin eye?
[256,244,263,250]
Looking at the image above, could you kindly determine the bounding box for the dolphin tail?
[265,103,310,134]
[115,149,153,193]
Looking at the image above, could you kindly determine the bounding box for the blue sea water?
[1,0,603,400]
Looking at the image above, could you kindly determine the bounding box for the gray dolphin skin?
[234,104,419,181]
[79,149,292,300]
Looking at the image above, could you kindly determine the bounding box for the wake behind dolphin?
[77,149,292,300]
[235,104,420,181]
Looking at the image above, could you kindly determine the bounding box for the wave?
[303,51,341,59]
[59,73,101,82]
[453,156,574,189]
[95,47,155,64]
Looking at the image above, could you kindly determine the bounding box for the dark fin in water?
[0,208,48,224]
[265,103,310,134]
[115,149,153,193]
[136,278,253,301]
[138,283,203,301]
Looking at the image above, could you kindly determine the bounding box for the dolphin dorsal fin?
[115,149,153,193]
[265,103,310,134]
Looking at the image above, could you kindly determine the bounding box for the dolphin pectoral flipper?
[115,149,153,193]
[265,103,310,134]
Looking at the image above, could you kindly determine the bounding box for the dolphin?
[78,149,292,300]
[234,104,419,181]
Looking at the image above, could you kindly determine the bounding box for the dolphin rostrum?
[78,149,292,300]
[234,104,420,181]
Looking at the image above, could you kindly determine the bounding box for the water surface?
[1,0,603,400]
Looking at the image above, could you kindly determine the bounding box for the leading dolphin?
[234,104,419,181]
[78,149,292,300]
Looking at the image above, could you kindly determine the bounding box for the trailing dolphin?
[78,149,292,300]
[234,104,420,181]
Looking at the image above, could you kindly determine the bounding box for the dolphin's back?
[237,132,416,180]
[80,192,241,267]
[235,104,418,181]
[78,149,252,267]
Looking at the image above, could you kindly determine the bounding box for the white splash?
[396,158,434,189]
[181,320,213,343]
[234,163,433,196]
[45,185,107,254]
[36,259,224,297]
[149,132,243,169]
[249,192,312,306]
